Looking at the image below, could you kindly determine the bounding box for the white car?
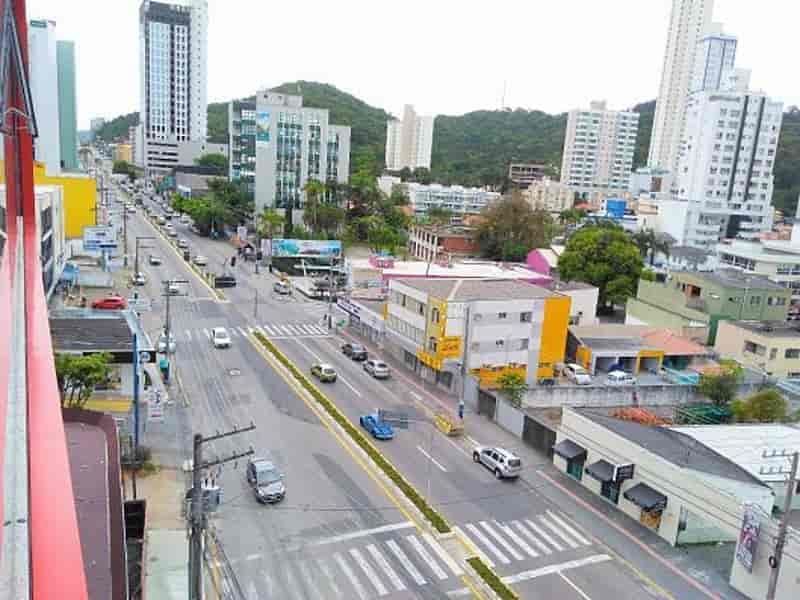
[212,327,231,349]
[157,332,176,353]
[606,370,637,385]
[177,238,189,249]
[193,255,208,266]
[472,446,522,479]
[564,363,592,385]
[131,272,146,286]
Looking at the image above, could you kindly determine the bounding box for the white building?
[523,178,575,214]
[560,100,639,197]
[385,105,435,171]
[405,183,500,221]
[377,174,402,197]
[668,69,783,248]
[89,117,106,132]
[28,19,61,176]
[648,0,714,173]
[691,23,737,94]
[138,0,208,176]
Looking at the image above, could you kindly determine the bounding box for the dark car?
[246,458,285,504]
[214,274,237,288]
[342,342,368,361]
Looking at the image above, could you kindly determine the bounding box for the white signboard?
[127,297,152,311]
[83,225,117,251]
[148,390,165,422]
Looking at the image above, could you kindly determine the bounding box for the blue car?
[359,414,394,440]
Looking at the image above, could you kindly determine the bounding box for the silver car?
[246,458,286,504]
[157,332,176,354]
[473,446,522,479]
[364,359,390,379]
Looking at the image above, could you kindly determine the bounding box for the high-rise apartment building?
[28,19,61,176]
[139,0,208,176]
[648,0,714,173]
[385,105,435,171]
[228,91,351,225]
[89,117,106,132]
[560,100,639,195]
[56,41,78,171]
[666,70,783,248]
[691,23,736,94]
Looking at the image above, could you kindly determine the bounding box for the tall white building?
[648,0,714,173]
[139,0,208,176]
[691,23,737,94]
[385,105,435,171]
[28,19,61,176]
[668,70,783,248]
[560,100,639,196]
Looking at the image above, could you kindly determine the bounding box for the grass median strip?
[467,557,519,600]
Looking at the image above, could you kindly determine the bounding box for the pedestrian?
[458,399,465,420]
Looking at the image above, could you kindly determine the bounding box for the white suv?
[473,446,522,479]
[212,327,231,349]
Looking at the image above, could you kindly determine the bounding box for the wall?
[29,20,61,176]
[715,320,800,378]
[56,40,78,171]
[177,140,228,166]
[495,397,524,438]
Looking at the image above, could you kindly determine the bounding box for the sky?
[26,0,800,130]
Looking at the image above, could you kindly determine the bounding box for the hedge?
[252,331,450,534]
[467,557,519,600]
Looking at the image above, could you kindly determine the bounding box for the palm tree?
[257,208,284,243]
[303,180,326,234]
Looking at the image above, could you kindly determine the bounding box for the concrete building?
[385,105,435,171]
[28,19,61,176]
[385,278,571,390]
[715,320,800,378]
[523,178,574,214]
[90,117,106,132]
[228,91,351,224]
[176,140,227,166]
[139,0,208,176]
[508,163,547,187]
[115,144,133,164]
[648,0,714,173]
[668,70,783,248]
[132,123,144,167]
[56,40,79,171]
[629,166,673,197]
[691,23,737,94]
[626,269,791,344]
[406,224,478,262]
[547,281,600,327]
[405,183,500,221]
[560,100,639,197]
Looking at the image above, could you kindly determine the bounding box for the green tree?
[477,195,555,262]
[559,208,586,226]
[731,388,787,422]
[55,353,112,409]
[257,208,284,241]
[425,206,453,226]
[557,226,644,310]
[497,372,528,407]
[303,179,328,234]
[697,362,743,406]
[194,152,228,172]
[631,229,671,266]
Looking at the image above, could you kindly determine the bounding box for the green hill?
[94,83,800,214]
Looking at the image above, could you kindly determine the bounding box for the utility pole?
[327,256,338,330]
[189,424,256,600]
[766,451,799,600]
[254,288,259,319]
[122,199,129,267]
[134,236,154,277]
[162,278,188,340]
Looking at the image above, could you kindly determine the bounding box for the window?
[750,296,761,305]
[770,348,778,360]
[519,339,529,350]
[498,312,507,319]
[785,349,800,359]
[520,312,532,323]
[744,341,766,356]
[601,480,621,504]
[431,308,440,323]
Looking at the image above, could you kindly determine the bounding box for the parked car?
[193,255,208,266]
[359,413,394,440]
[310,362,337,383]
[342,342,368,361]
[214,274,237,288]
[167,282,180,295]
[177,239,189,249]
[157,216,166,225]
[157,332,176,354]
[167,228,178,238]
[246,458,285,504]
[564,363,592,385]
[127,206,136,214]
[472,446,522,479]
[273,280,291,295]
[148,254,162,266]
[212,327,231,349]
[606,370,637,385]
[131,272,147,286]
[91,295,127,310]
[363,359,390,379]
[180,215,191,224]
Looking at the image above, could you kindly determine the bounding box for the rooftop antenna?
[501,80,507,110]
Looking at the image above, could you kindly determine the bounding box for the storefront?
[623,482,668,531]
[338,297,386,347]
[552,439,587,481]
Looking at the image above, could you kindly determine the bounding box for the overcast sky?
[26,0,800,130]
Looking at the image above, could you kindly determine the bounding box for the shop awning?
[623,482,667,511]
[552,439,587,461]
[585,459,615,482]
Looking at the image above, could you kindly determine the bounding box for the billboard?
[256,111,270,146]
[83,226,117,251]
[735,504,761,572]
[606,198,626,219]
[271,239,342,259]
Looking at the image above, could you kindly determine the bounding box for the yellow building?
[385,278,571,390]
[115,143,133,164]
[715,320,800,378]
[0,160,96,238]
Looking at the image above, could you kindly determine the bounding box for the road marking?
[262,324,276,335]
[423,532,464,576]
[416,445,448,472]
[237,326,248,336]
[309,324,327,335]
[282,564,303,598]
[496,522,539,558]
[297,560,325,599]
[466,435,481,447]
[246,580,259,600]
[525,518,563,552]
[295,339,363,398]
[202,328,210,339]
[245,553,261,561]
[286,324,303,335]
[547,511,592,546]
[316,557,343,599]
[261,572,276,596]
[367,544,405,591]
[465,523,510,565]
[539,515,580,549]
[333,552,369,600]
[559,571,594,600]
[479,521,524,561]
[310,521,414,547]
[447,554,612,597]
[512,520,552,555]
[407,535,448,580]
[386,539,427,586]
[453,526,495,568]
[409,391,422,401]
[299,323,316,335]
[349,547,389,596]
[185,329,192,341]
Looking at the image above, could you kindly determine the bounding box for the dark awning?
[624,482,667,511]
[552,439,587,461]
[585,459,615,482]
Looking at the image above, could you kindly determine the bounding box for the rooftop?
[349,258,552,283]
[727,320,800,338]
[570,325,709,356]
[669,245,713,262]
[410,224,475,238]
[393,277,559,302]
[49,308,155,354]
[679,268,785,291]
[717,239,800,263]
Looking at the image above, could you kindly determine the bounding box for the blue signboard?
[270,239,342,258]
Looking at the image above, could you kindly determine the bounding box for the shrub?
[466,557,518,600]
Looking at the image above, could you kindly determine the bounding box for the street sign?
[139,351,152,364]
[614,463,635,482]
[378,409,409,429]
[148,390,165,422]
[83,225,116,251]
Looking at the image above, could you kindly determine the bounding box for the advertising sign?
[614,463,635,482]
[256,111,270,145]
[271,239,342,259]
[437,336,463,359]
[83,226,117,251]
[735,505,761,572]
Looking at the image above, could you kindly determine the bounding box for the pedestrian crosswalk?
[178,321,331,343]
[237,511,593,599]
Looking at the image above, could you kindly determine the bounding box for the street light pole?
[122,200,129,267]
[766,451,799,600]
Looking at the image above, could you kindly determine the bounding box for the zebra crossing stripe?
[538,516,579,549]
[465,523,510,565]
[496,522,539,558]
[422,532,464,576]
[526,518,564,552]
[278,325,294,335]
[407,535,448,580]
[261,572,277,596]
[316,558,343,599]
[366,544,406,591]
[454,526,495,568]
[237,326,248,336]
[385,540,426,586]
[547,511,592,545]
[298,324,314,335]
[246,581,259,600]
[479,521,524,561]
[512,520,552,555]
[282,564,304,598]
[202,328,210,339]
[185,330,192,341]
[262,324,276,335]
[296,561,325,599]
[349,547,389,596]
[333,552,369,600]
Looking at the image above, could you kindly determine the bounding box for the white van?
[564,363,592,385]
[606,370,637,385]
